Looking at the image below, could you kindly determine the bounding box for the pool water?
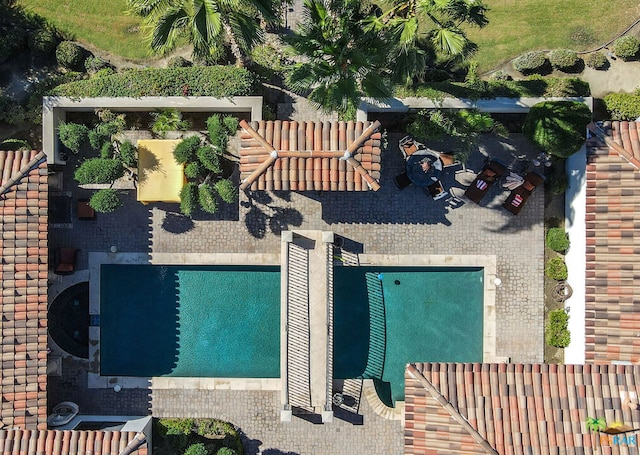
[333,267,484,404]
[100,265,281,377]
[100,264,483,404]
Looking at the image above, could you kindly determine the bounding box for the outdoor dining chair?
[425,180,449,201]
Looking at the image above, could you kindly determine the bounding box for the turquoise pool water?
[333,267,484,405]
[100,264,483,404]
[100,265,281,377]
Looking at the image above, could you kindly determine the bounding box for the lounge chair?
[53,248,78,275]
[502,171,545,215]
[425,180,448,201]
[463,159,507,204]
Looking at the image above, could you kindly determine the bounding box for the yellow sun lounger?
[136,139,185,204]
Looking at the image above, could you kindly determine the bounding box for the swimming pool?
[333,266,484,405]
[100,264,483,404]
[100,265,281,377]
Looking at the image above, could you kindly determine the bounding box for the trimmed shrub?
[197,146,221,173]
[84,56,113,73]
[546,227,570,253]
[50,66,256,98]
[0,26,28,64]
[214,179,236,204]
[198,184,219,214]
[613,35,640,61]
[167,56,192,68]
[184,444,208,455]
[546,309,570,348]
[512,51,547,74]
[89,189,121,213]
[158,419,194,437]
[489,70,512,81]
[179,182,198,216]
[28,28,58,56]
[548,49,580,71]
[58,121,88,153]
[523,101,592,158]
[584,52,607,70]
[173,136,202,164]
[118,141,137,167]
[74,158,124,184]
[0,96,28,125]
[603,92,640,120]
[56,41,84,70]
[545,257,568,280]
[88,129,107,150]
[216,449,238,455]
[206,115,226,149]
[184,162,204,179]
[100,141,113,159]
[223,117,239,136]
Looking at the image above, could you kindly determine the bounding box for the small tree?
[198,184,219,214]
[74,158,124,184]
[523,101,591,158]
[197,146,221,173]
[584,52,607,70]
[58,121,88,153]
[89,189,122,213]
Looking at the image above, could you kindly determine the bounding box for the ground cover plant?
[50,66,256,98]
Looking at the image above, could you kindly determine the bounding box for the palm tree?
[364,0,489,84]
[128,0,278,65]
[285,0,392,117]
[586,417,606,450]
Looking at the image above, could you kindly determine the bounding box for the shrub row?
[394,77,590,101]
[603,90,640,120]
[50,66,256,98]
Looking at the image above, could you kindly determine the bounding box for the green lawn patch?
[16,0,149,60]
[466,0,640,72]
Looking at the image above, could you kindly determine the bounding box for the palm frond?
[430,26,466,55]
[150,7,189,53]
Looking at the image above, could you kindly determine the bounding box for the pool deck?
[48,131,545,454]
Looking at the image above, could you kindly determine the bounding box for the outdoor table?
[406,151,443,187]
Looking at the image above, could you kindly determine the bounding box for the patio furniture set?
[395,135,545,214]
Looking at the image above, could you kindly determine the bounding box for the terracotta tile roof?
[585,121,640,363]
[0,150,48,429]
[0,429,147,455]
[238,120,382,191]
[405,362,640,455]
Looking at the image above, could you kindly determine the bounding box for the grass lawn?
[467,0,640,73]
[16,0,151,60]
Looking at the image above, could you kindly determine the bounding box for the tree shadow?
[243,191,303,238]
[161,211,195,234]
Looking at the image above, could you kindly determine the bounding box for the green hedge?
[603,91,640,120]
[546,309,570,348]
[394,77,590,101]
[50,66,256,98]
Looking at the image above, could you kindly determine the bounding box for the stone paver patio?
[49,124,545,454]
